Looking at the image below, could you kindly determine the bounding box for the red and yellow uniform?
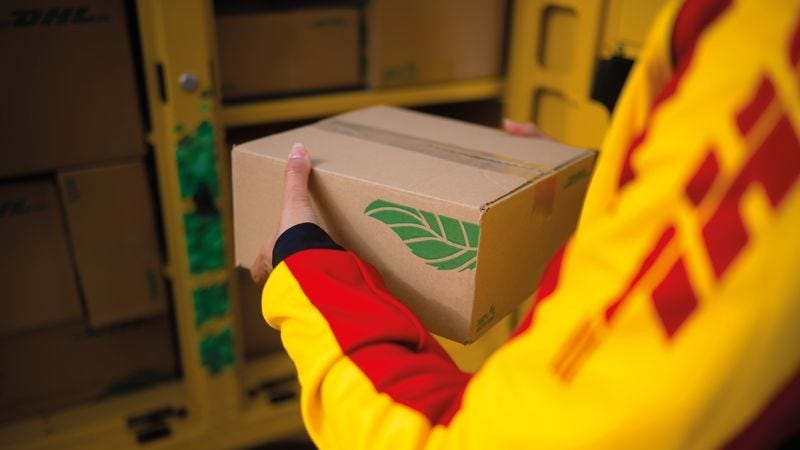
[263,0,800,447]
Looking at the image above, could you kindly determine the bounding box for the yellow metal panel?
[134,1,306,447]
[505,0,609,149]
[135,0,234,422]
[601,0,668,59]
[221,77,504,127]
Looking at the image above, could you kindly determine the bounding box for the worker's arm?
[259,0,800,447]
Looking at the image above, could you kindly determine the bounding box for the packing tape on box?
[317,120,546,179]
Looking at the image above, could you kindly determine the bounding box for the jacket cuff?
[272,222,344,268]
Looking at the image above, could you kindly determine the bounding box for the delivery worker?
[250,0,800,447]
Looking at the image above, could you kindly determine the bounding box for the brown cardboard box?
[366,0,506,88]
[217,8,360,100]
[0,180,82,335]
[235,268,283,360]
[0,0,144,177]
[232,106,595,343]
[0,316,178,424]
[58,162,167,328]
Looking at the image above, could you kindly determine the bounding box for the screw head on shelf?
[179,72,199,93]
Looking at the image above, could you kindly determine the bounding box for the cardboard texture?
[217,8,360,99]
[0,180,83,335]
[232,106,595,343]
[235,268,283,360]
[58,162,167,328]
[0,0,145,177]
[0,317,178,424]
[366,0,506,88]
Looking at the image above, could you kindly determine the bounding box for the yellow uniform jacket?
[263,0,800,447]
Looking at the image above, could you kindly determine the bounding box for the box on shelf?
[232,106,595,343]
[57,161,167,328]
[0,180,82,335]
[0,316,178,424]
[365,0,506,88]
[0,0,144,177]
[235,268,283,360]
[217,7,360,100]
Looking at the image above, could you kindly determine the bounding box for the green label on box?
[365,199,479,271]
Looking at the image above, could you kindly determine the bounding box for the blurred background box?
[365,0,506,88]
[217,6,361,100]
[236,268,283,360]
[0,0,144,177]
[57,161,167,329]
[0,180,82,335]
[0,316,178,424]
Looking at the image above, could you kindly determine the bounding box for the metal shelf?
[221,77,505,127]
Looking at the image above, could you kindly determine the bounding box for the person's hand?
[250,142,318,284]
[503,118,553,140]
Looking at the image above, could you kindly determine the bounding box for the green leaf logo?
[364,199,480,271]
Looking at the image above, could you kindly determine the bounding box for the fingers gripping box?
[233,106,595,343]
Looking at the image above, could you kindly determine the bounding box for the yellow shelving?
[221,77,504,127]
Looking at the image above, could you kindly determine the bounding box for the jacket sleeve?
[262,0,800,448]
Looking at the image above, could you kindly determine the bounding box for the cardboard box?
[0,0,144,177]
[0,317,178,424]
[0,180,82,335]
[232,106,595,343]
[58,162,167,328]
[365,0,506,88]
[235,268,283,360]
[217,7,360,99]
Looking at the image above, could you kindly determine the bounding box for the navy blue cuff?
[272,222,345,268]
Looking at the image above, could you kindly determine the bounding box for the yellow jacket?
[263,0,800,447]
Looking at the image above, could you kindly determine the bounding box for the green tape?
[200,326,234,375]
[193,283,230,327]
[176,120,219,199]
[183,211,225,273]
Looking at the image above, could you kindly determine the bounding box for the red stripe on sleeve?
[284,249,471,427]
[704,113,800,279]
[735,77,775,135]
[650,258,698,339]
[685,148,720,206]
[671,0,733,66]
[605,226,676,322]
[791,16,800,69]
